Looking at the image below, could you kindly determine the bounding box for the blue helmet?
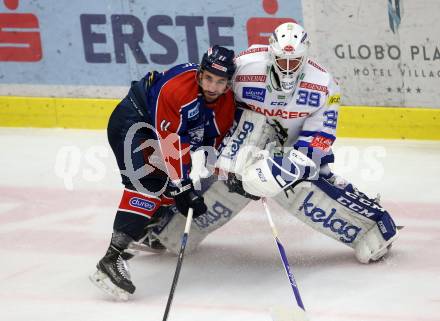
[200,45,236,79]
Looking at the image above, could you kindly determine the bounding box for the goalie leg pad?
[153,178,252,254]
[354,214,399,263]
[274,176,398,263]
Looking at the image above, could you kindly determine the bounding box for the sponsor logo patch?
[129,197,156,211]
[235,74,267,82]
[248,104,310,119]
[310,135,334,152]
[229,121,254,158]
[270,101,287,106]
[327,94,341,105]
[243,87,266,102]
[187,104,199,119]
[299,191,362,243]
[299,81,328,93]
[236,47,268,57]
[211,62,227,72]
[194,201,233,229]
[336,190,386,219]
[307,59,327,73]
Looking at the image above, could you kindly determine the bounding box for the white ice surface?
[0,128,439,321]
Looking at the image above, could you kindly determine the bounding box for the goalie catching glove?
[216,107,318,198]
[240,147,318,197]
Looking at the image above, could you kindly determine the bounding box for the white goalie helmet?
[269,22,310,93]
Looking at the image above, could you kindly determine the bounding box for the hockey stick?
[162,207,193,321]
[262,198,309,321]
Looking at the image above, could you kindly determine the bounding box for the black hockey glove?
[168,179,207,218]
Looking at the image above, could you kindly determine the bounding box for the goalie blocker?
[155,108,399,263]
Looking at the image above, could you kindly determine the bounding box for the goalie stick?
[162,207,193,321]
[262,198,310,321]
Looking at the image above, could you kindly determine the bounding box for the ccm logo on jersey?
[243,87,266,102]
[299,191,362,243]
[248,104,310,119]
[129,197,156,211]
[194,201,233,229]
[271,101,287,106]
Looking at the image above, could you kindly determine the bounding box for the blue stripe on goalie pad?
[312,177,397,241]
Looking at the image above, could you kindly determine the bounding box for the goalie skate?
[89,269,130,301]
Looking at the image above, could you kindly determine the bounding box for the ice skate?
[90,232,135,301]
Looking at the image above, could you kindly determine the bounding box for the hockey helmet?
[200,45,236,80]
[269,22,310,93]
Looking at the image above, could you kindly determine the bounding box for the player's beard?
[203,90,221,103]
[203,87,227,103]
[202,84,231,103]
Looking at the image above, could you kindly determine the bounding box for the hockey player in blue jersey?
[89,45,237,300]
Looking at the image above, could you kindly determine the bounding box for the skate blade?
[128,241,166,254]
[89,270,130,301]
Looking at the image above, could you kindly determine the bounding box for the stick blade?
[270,305,310,321]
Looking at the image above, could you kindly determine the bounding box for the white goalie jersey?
[233,45,341,168]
